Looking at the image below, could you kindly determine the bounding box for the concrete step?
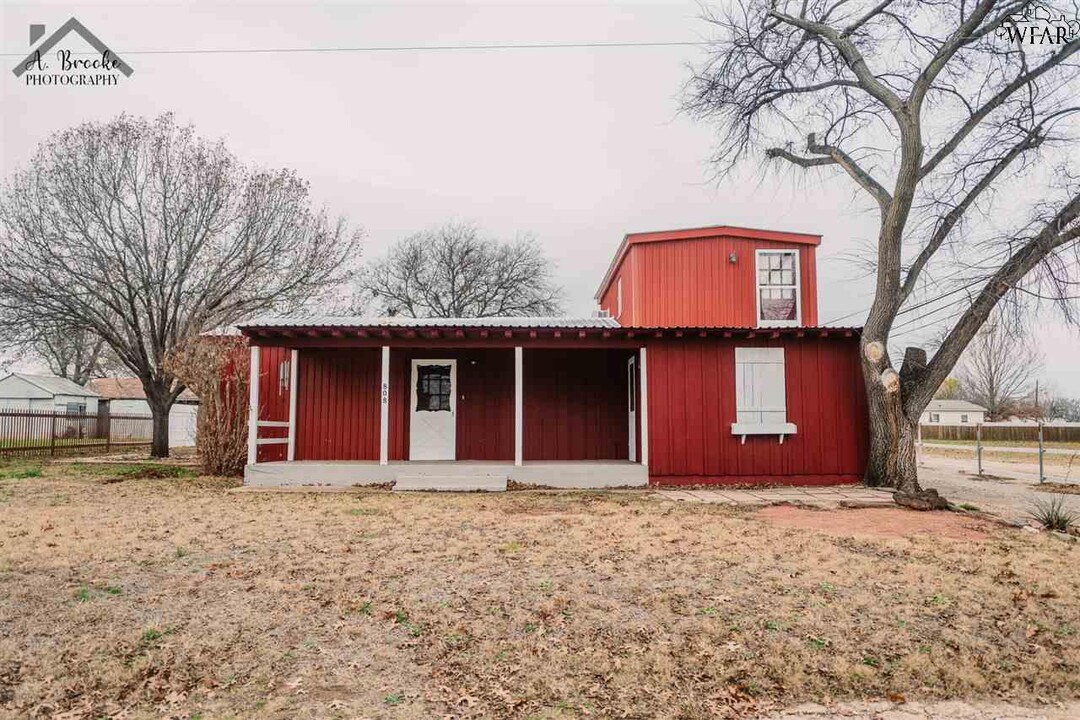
[393,474,508,492]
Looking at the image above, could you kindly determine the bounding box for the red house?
[239,225,867,489]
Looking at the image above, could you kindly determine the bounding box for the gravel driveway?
[762,699,1080,719]
[918,454,1080,524]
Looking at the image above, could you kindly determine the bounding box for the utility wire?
[0,40,709,58]
[822,277,985,326]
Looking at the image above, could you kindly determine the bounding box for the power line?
[0,39,710,58]
[821,277,984,326]
[890,300,969,333]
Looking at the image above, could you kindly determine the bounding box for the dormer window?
[756,250,801,327]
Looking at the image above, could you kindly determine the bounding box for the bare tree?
[0,322,123,385]
[958,319,1042,419]
[685,1,1080,495]
[1049,395,1080,421]
[0,113,360,457]
[357,222,562,318]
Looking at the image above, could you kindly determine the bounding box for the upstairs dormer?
[595,225,820,328]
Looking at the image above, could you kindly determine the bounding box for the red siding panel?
[295,349,381,461]
[599,251,631,322]
[256,346,291,462]
[629,236,818,327]
[524,349,632,461]
[645,335,867,484]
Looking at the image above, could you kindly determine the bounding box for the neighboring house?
[920,400,988,425]
[237,224,868,489]
[86,378,199,447]
[0,373,100,414]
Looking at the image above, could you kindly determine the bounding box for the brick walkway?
[653,485,895,508]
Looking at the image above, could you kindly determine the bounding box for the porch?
[242,318,649,488]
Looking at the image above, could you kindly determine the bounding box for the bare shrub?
[166,337,249,476]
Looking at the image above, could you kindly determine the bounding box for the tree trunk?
[147,395,172,459]
[861,346,921,493]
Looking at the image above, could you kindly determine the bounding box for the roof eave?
[241,324,861,342]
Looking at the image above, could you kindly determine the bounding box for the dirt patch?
[757,505,996,541]
[1,464,1078,719]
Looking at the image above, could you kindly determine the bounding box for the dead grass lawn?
[1,462,1079,719]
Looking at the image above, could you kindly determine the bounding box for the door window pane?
[416,365,452,412]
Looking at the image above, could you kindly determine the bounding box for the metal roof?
[925,399,988,413]
[0,373,99,397]
[238,315,623,330]
[238,317,861,345]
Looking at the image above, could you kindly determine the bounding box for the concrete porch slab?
[244,460,648,490]
[394,474,508,492]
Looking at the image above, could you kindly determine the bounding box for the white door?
[409,359,457,461]
[627,356,637,462]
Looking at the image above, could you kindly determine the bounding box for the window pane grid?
[757,251,799,323]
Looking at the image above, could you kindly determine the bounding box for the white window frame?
[960,414,968,424]
[731,347,797,443]
[930,412,940,423]
[755,249,801,328]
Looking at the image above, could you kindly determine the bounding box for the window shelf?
[731,422,798,444]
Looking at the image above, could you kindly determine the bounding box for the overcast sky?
[2,1,1078,395]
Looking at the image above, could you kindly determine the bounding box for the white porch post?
[639,346,649,469]
[246,345,261,465]
[380,346,390,465]
[514,346,523,467]
[286,349,299,461]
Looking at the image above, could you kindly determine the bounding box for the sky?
[1,0,1078,395]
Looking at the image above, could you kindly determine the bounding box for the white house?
[920,399,988,425]
[0,373,100,414]
[86,377,199,447]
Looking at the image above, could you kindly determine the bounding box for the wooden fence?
[919,422,1080,443]
[0,409,153,458]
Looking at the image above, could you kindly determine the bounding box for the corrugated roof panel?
[925,400,988,413]
[238,315,623,330]
[4,373,99,397]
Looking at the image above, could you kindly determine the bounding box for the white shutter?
[735,347,787,423]
[735,355,758,423]
[732,348,796,439]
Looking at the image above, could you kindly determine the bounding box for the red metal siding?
[256,346,291,462]
[645,335,866,484]
[524,349,632,461]
[388,349,515,461]
[600,251,635,324]
[294,349,381,461]
[629,236,818,327]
